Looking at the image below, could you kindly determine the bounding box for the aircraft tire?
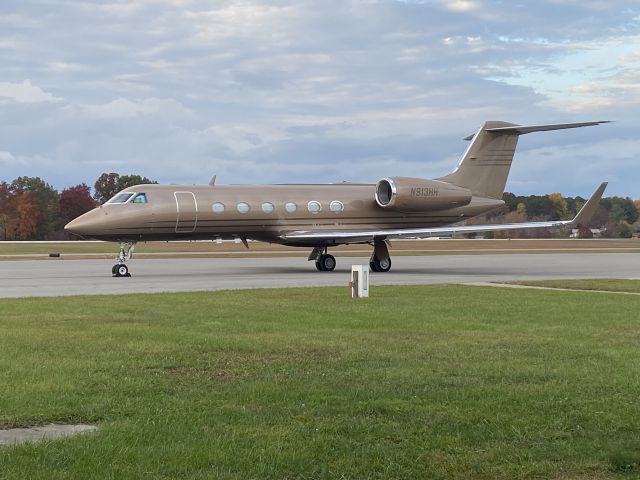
[315,259,324,271]
[115,264,129,277]
[372,256,391,273]
[318,254,336,272]
[112,264,119,275]
[369,260,379,272]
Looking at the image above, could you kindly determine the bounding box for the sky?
[0,0,638,197]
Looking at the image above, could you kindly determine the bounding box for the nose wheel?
[112,263,130,277]
[112,241,136,277]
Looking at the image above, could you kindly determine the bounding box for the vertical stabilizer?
[437,120,609,199]
[437,121,520,199]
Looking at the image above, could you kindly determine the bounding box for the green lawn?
[1,285,640,479]
[508,279,640,294]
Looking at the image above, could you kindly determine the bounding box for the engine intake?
[375,177,472,212]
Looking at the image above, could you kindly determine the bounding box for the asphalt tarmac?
[0,253,637,298]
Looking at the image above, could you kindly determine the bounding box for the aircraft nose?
[64,208,104,237]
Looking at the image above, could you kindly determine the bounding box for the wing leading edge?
[280,183,607,244]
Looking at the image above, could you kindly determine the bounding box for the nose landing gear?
[112,241,136,277]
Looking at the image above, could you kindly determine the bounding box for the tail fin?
[438,120,610,199]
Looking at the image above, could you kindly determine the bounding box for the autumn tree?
[59,184,98,228]
[0,182,10,240]
[548,192,568,220]
[94,173,156,204]
[93,173,120,204]
[502,192,554,218]
[9,177,59,239]
[618,222,633,238]
[8,192,41,240]
[601,197,639,224]
[118,174,156,190]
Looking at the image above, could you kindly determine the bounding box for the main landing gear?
[112,241,136,277]
[370,240,392,272]
[307,240,392,273]
[309,246,336,272]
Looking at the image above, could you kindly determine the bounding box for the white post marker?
[350,265,370,298]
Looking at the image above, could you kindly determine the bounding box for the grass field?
[507,279,640,294]
[1,285,640,479]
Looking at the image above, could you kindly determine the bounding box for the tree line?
[482,191,639,238]
[0,173,155,240]
[0,174,638,240]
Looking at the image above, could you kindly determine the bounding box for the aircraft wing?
[280,182,607,244]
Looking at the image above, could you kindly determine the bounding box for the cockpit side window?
[107,192,135,204]
[132,193,147,204]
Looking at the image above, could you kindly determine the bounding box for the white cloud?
[77,97,192,119]
[0,151,17,164]
[439,0,481,12]
[46,62,84,73]
[0,80,61,104]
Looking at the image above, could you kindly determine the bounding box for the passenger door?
[174,191,198,233]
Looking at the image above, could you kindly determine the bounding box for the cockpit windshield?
[132,193,147,203]
[106,192,148,205]
[107,192,135,204]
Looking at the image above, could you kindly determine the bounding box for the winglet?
[208,175,217,186]
[571,182,607,226]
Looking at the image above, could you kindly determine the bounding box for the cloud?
[437,0,482,13]
[0,0,637,198]
[77,97,193,119]
[487,35,640,113]
[0,79,61,104]
[0,150,18,164]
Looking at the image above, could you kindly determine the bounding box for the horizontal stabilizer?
[463,121,611,140]
[485,121,611,136]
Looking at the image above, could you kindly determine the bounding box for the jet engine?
[375,177,472,212]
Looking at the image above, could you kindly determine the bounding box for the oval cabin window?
[261,202,274,214]
[307,201,321,213]
[212,202,225,214]
[285,202,297,213]
[237,202,250,214]
[330,201,344,212]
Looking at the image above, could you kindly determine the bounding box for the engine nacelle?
[375,177,472,212]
